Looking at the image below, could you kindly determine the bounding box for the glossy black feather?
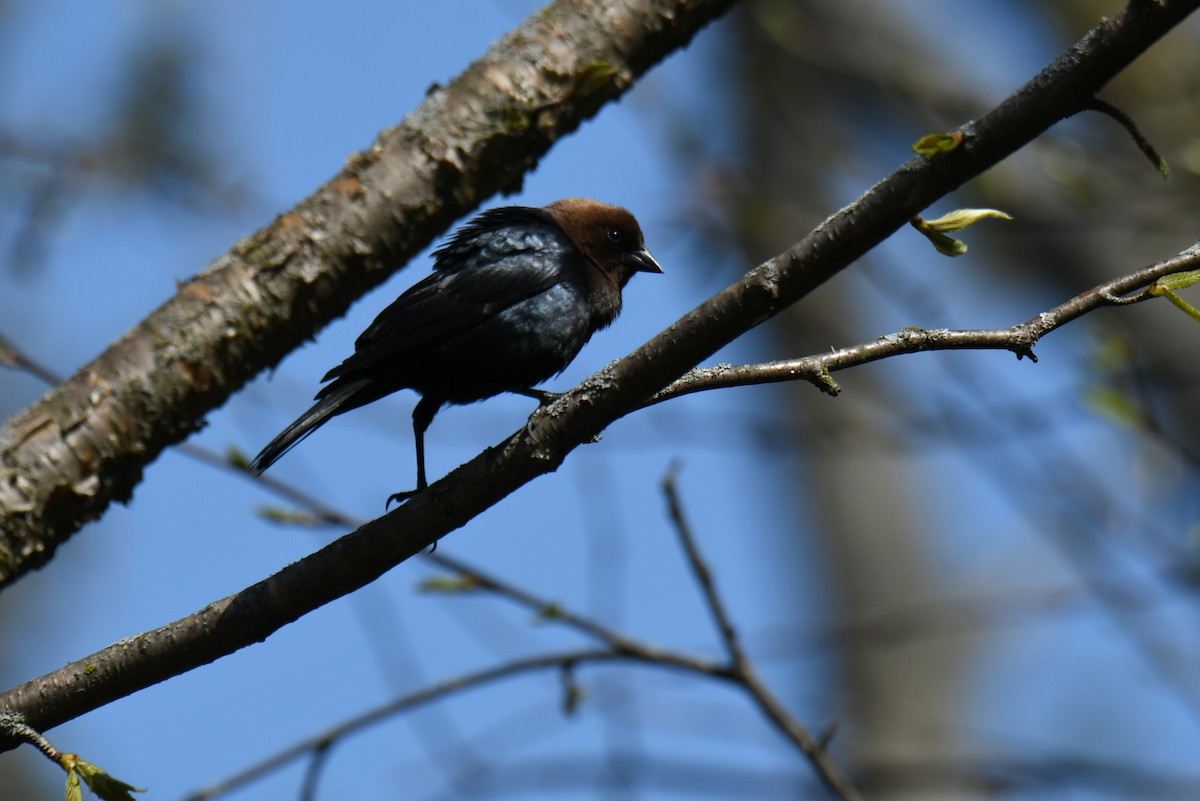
[250,198,660,495]
[325,207,565,380]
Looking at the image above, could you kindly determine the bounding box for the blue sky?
[2,2,1199,800]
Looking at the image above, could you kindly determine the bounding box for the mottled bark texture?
[0,0,739,588]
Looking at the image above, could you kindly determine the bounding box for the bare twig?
[183,648,730,801]
[662,464,747,667]
[298,741,332,801]
[1085,97,1170,179]
[0,331,60,386]
[660,467,862,801]
[647,244,1200,405]
[0,712,61,763]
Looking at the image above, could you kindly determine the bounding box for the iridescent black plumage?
[250,198,661,498]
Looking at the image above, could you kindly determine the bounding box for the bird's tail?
[249,378,371,473]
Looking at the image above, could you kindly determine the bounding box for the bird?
[249,197,662,503]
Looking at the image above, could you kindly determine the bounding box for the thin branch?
[419,549,646,652]
[298,742,332,801]
[0,712,61,763]
[0,331,60,386]
[660,466,861,801]
[1086,96,1170,179]
[182,648,729,801]
[193,451,863,799]
[648,244,1200,405]
[662,464,748,668]
[210,434,857,797]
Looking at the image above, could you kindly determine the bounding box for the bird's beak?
[627,248,664,274]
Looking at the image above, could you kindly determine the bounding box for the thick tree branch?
[0,0,739,587]
[1,0,1197,790]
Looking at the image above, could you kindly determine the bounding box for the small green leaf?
[226,445,251,470]
[1155,288,1200,323]
[922,208,1013,232]
[912,131,963,156]
[927,230,969,256]
[911,209,1012,257]
[418,575,480,593]
[66,769,83,801]
[1152,270,1200,292]
[75,759,146,801]
[1150,268,1200,321]
[61,755,144,801]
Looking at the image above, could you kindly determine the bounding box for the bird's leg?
[507,386,562,406]
[386,396,442,509]
[506,387,564,440]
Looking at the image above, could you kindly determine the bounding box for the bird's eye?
[606,227,624,243]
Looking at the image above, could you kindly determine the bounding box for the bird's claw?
[385,488,422,510]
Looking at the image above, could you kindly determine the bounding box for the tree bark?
[0,0,739,588]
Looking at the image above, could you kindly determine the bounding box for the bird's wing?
[322,243,568,382]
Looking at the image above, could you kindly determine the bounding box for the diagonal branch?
[0,0,740,588]
[647,245,1200,404]
[662,465,749,668]
[662,467,861,799]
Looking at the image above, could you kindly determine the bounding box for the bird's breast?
[407,279,603,404]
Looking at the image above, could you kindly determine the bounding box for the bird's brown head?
[546,198,663,286]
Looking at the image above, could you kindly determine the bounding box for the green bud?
[912,132,963,156]
[911,209,1012,257]
[418,575,481,593]
[922,209,1013,232]
[62,755,145,801]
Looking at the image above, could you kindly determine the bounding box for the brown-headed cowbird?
[250,197,662,501]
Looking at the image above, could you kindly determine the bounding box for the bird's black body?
[250,198,661,498]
